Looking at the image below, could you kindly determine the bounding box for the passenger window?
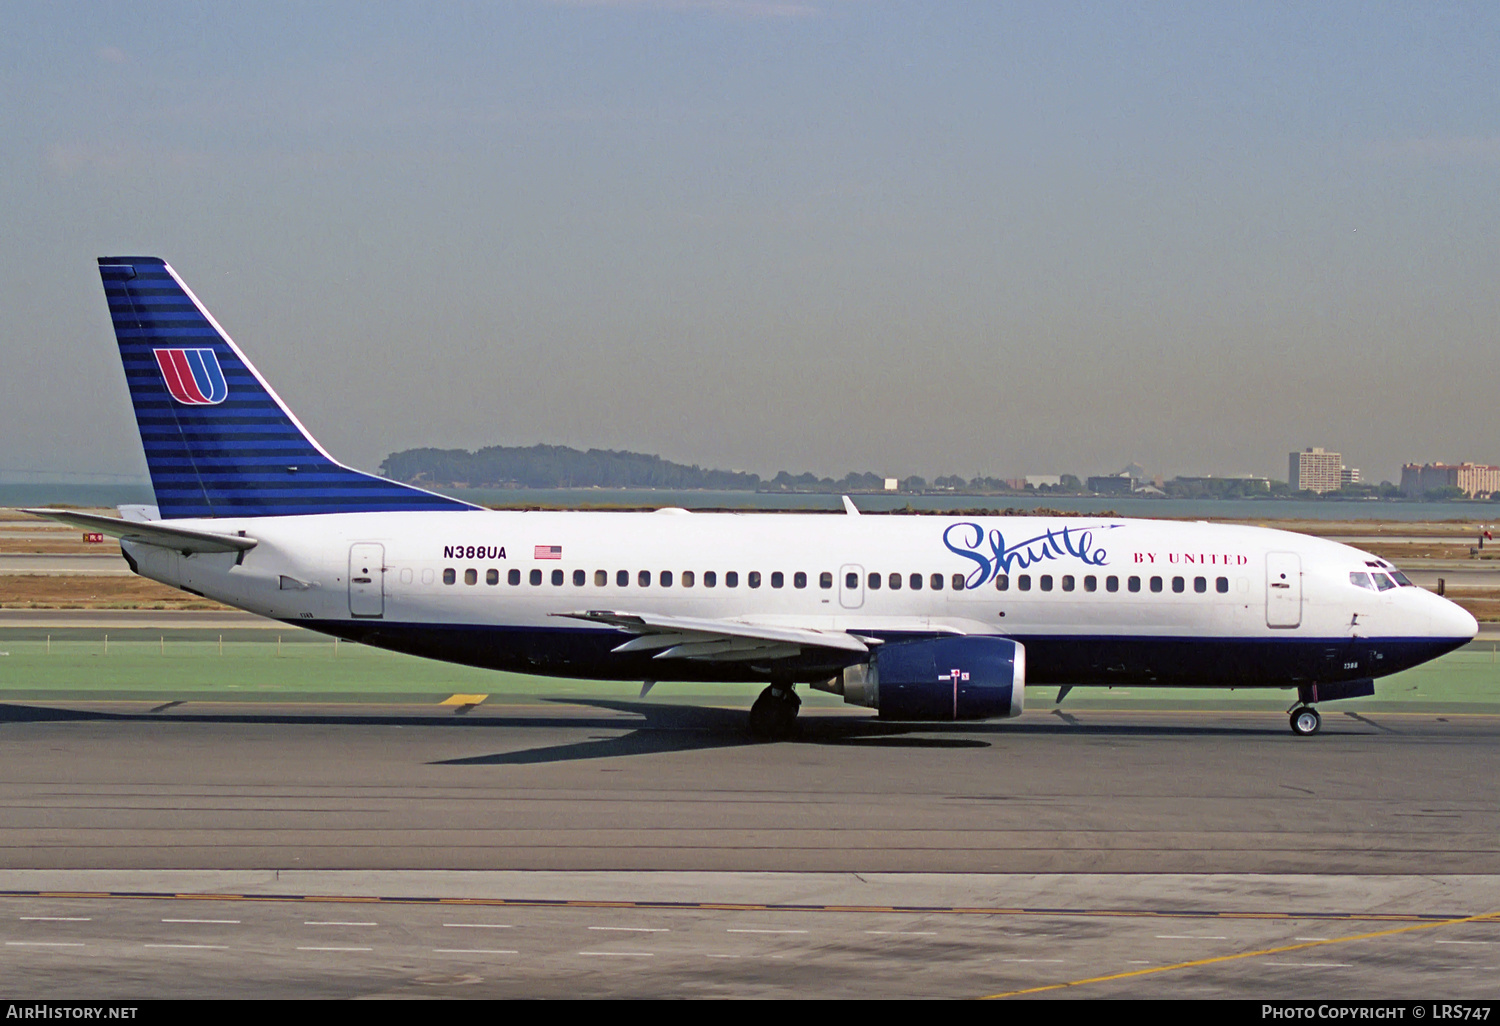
[867,572,881,590]
[595,569,607,586]
[1084,575,1097,592]
[909,573,922,591]
[1194,576,1206,593]
[1216,576,1229,593]
[952,573,965,591]
[1127,576,1140,593]
[530,569,543,586]
[638,570,651,587]
[573,569,586,587]
[1062,575,1075,592]
[661,570,673,587]
[726,571,739,588]
[1018,575,1032,592]
[847,572,859,589]
[508,568,520,585]
[1172,576,1184,593]
[995,574,1009,592]
[930,573,943,591]
[617,570,629,587]
[682,570,695,587]
[1373,573,1396,591]
[1039,575,1053,592]
[486,569,499,586]
[1349,572,1373,590]
[421,568,435,585]
[443,568,456,585]
[1150,576,1163,593]
[889,572,902,591]
[748,571,760,589]
[793,572,806,589]
[771,572,783,589]
[705,571,717,587]
[464,568,477,586]
[552,569,564,586]
[819,572,833,589]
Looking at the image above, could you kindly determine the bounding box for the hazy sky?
[2,1,1496,485]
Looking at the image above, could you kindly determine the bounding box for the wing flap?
[552,609,870,662]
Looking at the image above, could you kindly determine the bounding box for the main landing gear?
[1289,706,1322,737]
[748,683,801,740]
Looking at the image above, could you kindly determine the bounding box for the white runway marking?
[1435,940,1490,945]
[726,928,807,934]
[443,923,513,929]
[6,941,85,947]
[589,926,668,932]
[19,917,91,922]
[1263,961,1352,968]
[144,944,227,950]
[163,919,240,924]
[296,946,373,952]
[304,921,377,927]
[579,951,654,957]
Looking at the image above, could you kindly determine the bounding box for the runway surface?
[1,700,1498,996]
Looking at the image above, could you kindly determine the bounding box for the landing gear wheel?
[1290,706,1321,737]
[748,685,801,740]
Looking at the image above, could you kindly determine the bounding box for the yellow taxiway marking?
[440,694,488,706]
[980,910,1500,999]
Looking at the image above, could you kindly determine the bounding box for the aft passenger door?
[1265,552,1301,629]
[348,542,385,618]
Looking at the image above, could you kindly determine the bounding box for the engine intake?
[814,636,1025,721]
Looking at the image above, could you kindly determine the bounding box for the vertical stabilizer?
[99,257,476,518]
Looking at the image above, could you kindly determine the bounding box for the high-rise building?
[1289,448,1342,494]
[1341,467,1360,486]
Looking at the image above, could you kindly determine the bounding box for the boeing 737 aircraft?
[29,257,1479,737]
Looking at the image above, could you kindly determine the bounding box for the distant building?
[1401,463,1500,498]
[1341,467,1361,486]
[1087,463,1150,495]
[883,478,898,491]
[1289,448,1342,494]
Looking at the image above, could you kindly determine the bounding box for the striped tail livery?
[99,257,476,519]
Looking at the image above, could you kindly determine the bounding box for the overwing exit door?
[349,543,385,618]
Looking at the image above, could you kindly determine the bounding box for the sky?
[1,1,1497,486]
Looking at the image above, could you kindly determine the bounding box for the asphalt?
[0,702,1496,998]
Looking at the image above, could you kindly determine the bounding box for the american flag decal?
[534,545,562,559]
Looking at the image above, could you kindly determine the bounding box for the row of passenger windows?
[443,568,844,589]
[436,566,1234,596]
[995,573,1232,594]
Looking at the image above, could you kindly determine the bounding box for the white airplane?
[29,257,1478,737]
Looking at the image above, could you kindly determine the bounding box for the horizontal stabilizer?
[23,509,257,554]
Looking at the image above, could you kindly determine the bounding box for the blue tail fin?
[99,257,477,519]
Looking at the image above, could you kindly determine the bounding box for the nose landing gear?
[748,683,801,740]
[1289,706,1322,736]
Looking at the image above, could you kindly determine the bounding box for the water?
[7,482,1496,522]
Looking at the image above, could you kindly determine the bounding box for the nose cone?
[1436,596,1480,642]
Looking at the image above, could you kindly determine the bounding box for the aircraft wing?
[23,509,258,555]
[552,609,872,662]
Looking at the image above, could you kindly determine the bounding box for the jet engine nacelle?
[815,636,1025,721]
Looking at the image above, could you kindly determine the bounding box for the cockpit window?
[1372,573,1396,591]
[1349,572,1373,590]
[1389,570,1413,587]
